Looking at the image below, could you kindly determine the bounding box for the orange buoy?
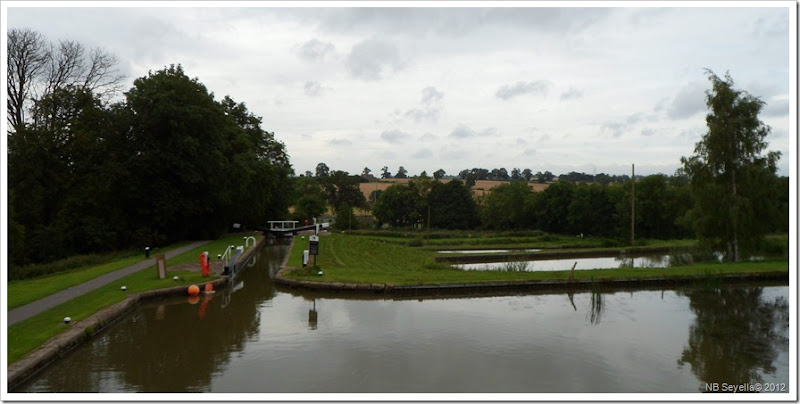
[188,284,200,296]
[187,295,200,305]
[204,283,214,293]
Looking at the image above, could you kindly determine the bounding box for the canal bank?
[274,235,789,295]
[7,236,266,390]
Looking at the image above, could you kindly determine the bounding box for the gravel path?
[7,240,212,326]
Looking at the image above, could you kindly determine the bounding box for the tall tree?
[680,71,780,261]
[321,170,368,213]
[7,28,49,132]
[315,162,330,178]
[395,166,408,179]
[433,168,446,180]
[381,166,392,179]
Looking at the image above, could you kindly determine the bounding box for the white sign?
[309,235,319,242]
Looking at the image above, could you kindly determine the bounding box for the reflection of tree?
[677,287,789,388]
[586,287,604,326]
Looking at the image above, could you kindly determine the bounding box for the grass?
[7,242,194,310]
[6,232,262,365]
[283,233,788,285]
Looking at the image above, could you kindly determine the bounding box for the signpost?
[309,235,319,267]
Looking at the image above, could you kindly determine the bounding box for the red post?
[200,252,210,276]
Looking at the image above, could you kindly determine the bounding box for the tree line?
[8,29,292,267]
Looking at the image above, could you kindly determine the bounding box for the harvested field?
[359,179,551,201]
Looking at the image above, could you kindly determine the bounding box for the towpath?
[7,240,211,326]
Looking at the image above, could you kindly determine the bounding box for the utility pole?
[631,163,635,246]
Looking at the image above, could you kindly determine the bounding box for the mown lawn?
[283,233,788,285]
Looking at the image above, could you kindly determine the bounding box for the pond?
[454,254,672,271]
[13,241,790,395]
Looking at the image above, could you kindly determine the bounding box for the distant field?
[359,179,551,201]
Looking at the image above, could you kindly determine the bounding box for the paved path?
[8,240,212,326]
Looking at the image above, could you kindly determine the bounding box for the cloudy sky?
[5,2,794,177]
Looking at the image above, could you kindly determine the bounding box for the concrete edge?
[8,238,265,390]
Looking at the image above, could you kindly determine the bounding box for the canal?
[14,240,790,393]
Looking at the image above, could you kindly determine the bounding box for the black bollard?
[145,247,150,259]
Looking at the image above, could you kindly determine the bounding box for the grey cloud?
[329,138,352,146]
[752,12,789,38]
[412,149,433,159]
[346,39,404,80]
[601,112,651,137]
[641,128,656,137]
[601,122,625,138]
[449,125,497,138]
[381,129,410,144]
[304,81,323,96]
[421,86,444,104]
[405,108,440,123]
[284,8,611,38]
[496,80,551,100]
[762,99,789,117]
[560,87,583,101]
[298,38,335,62]
[399,86,444,123]
[515,137,528,145]
[420,133,437,141]
[668,82,707,119]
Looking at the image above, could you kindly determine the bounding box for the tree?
[315,162,330,178]
[433,168,446,180]
[428,180,479,230]
[381,166,392,179]
[362,167,371,176]
[321,170,367,213]
[522,168,533,182]
[290,176,327,223]
[372,184,420,227]
[510,167,522,181]
[7,28,123,133]
[395,166,408,179]
[480,181,533,230]
[7,28,49,132]
[680,71,780,261]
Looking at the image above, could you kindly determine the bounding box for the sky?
[4,2,795,177]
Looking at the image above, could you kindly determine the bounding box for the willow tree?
[680,71,781,262]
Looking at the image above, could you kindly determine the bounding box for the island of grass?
[277,232,789,290]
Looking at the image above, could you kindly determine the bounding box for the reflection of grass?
[500,259,531,272]
[282,234,788,285]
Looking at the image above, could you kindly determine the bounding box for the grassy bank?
[7,233,261,365]
[283,233,788,285]
[350,229,698,251]
[8,243,193,310]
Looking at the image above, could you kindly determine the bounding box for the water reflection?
[677,287,790,391]
[587,287,604,326]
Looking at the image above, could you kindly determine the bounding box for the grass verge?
[283,233,788,285]
[8,243,192,310]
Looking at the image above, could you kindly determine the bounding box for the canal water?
[13,240,790,394]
